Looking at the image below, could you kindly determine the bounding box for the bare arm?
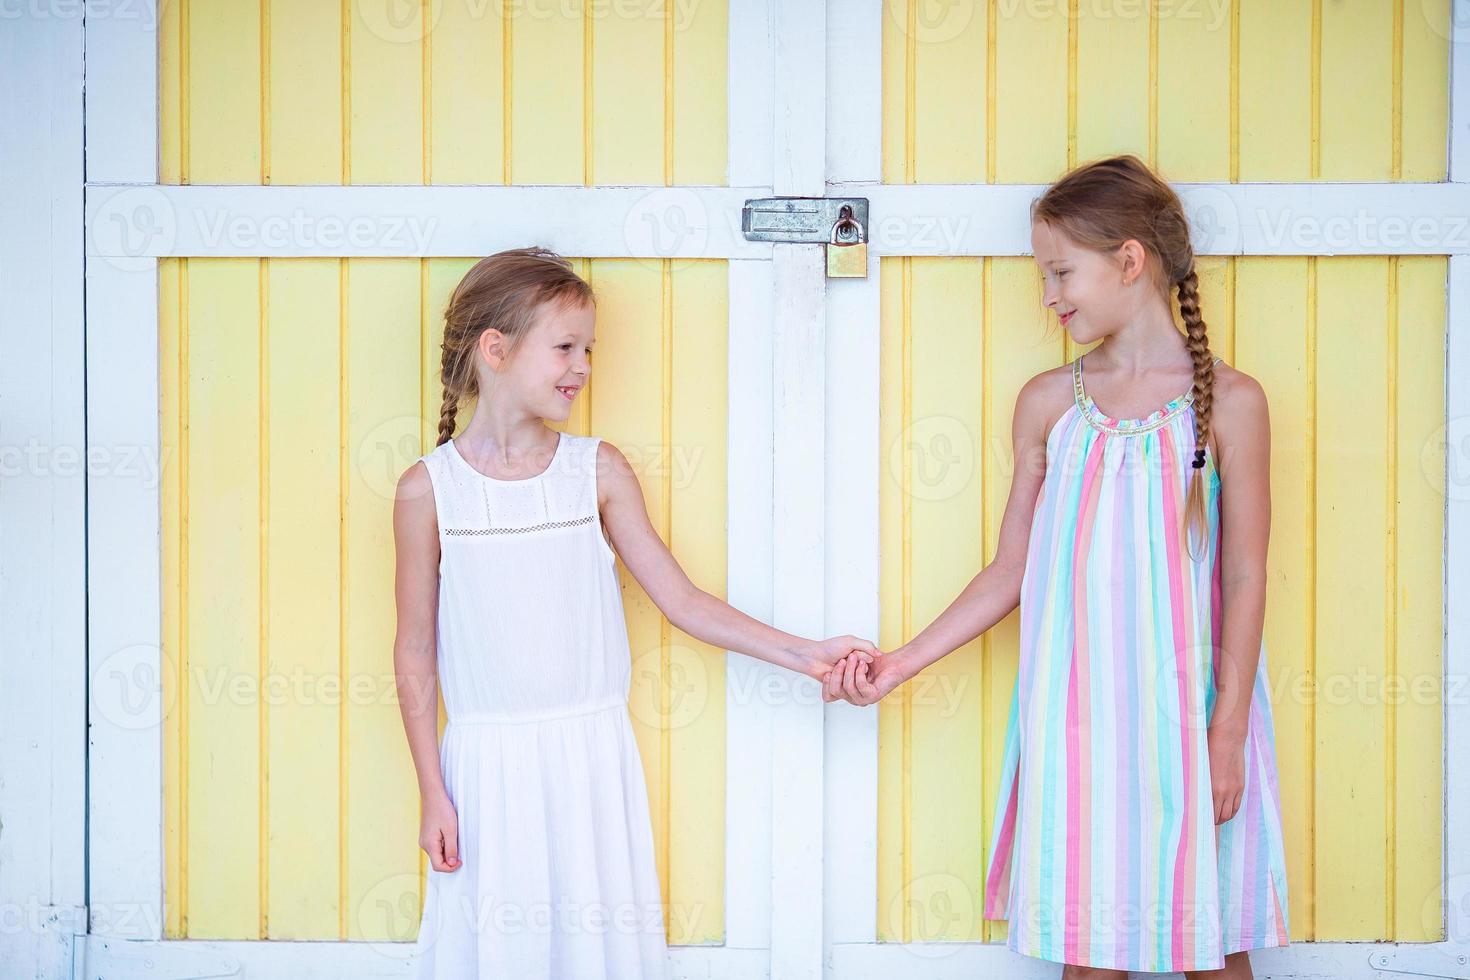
[827,373,1058,705]
[1208,370,1272,739]
[596,440,875,681]
[887,374,1054,681]
[392,461,461,870]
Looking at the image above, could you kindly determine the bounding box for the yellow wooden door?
[154,0,732,952]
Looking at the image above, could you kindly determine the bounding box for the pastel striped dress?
[982,353,1291,973]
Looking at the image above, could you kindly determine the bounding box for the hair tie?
[1191,448,1207,469]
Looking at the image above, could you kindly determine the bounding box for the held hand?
[822,649,907,707]
[420,791,462,872]
[1207,725,1246,824]
[794,634,879,683]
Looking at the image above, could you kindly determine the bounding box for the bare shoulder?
[1015,362,1078,438]
[1209,360,1269,433]
[594,437,640,507]
[397,458,434,505]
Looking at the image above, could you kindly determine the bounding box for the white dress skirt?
[411,431,670,980]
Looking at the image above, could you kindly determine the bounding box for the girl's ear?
[478,328,508,372]
[1116,238,1148,285]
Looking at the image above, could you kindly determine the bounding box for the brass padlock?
[826,208,868,279]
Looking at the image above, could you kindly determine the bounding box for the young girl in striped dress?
[824,155,1291,977]
[395,247,878,979]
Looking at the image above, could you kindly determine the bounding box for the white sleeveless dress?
[411,430,670,980]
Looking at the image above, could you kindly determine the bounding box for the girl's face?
[1031,220,1144,345]
[492,298,596,420]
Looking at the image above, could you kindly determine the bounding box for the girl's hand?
[420,791,462,872]
[793,635,879,683]
[823,649,908,707]
[1207,725,1247,824]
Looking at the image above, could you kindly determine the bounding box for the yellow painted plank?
[979,257,1064,942]
[1392,256,1445,939]
[347,1,423,183]
[1235,0,1316,180]
[591,0,665,184]
[159,0,183,184]
[1234,257,1312,940]
[1320,3,1394,180]
[906,259,986,941]
[183,259,262,937]
[510,2,585,184]
[1157,0,1231,180]
[187,0,262,183]
[583,258,673,932]
[342,259,424,940]
[267,0,343,183]
[1191,256,1235,359]
[1314,257,1390,938]
[427,4,506,184]
[1401,0,1450,180]
[1074,0,1150,165]
[876,256,908,939]
[667,261,728,943]
[422,259,479,451]
[160,259,184,937]
[912,1,986,183]
[992,0,1068,182]
[264,259,344,937]
[671,0,728,184]
[880,1,910,184]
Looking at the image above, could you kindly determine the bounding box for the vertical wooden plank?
[980,257,1063,943]
[906,258,986,942]
[992,0,1068,183]
[671,0,728,184]
[187,0,263,182]
[1320,2,1394,180]
[876,256,906,941]
[1074,0,1149,164]
[428,5,506,184]
[1237,0,1312,181]
[1157,0,1231,180]
[1192,256,1235,359]
[1392,256,1446,940]
[422,259,478,450]
[1314,257,1391,938]
[668,260,728,944]
[159,0,183,183]
[1234,256,1311,941]
[510,0,585,183]
[582,257,671,925]
[912,0,986,183]
[183,258,263,937]
[268,0,344,183]
[342,259,422,939]
[591,0,665,184]
[160,259,185,939]
[1401,0,1451,181]
[880,0,910,184]
[347,0,423,183]
[265,259,344,937]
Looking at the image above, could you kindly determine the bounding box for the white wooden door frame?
[22,0,1466,977]
[0,11,89,980]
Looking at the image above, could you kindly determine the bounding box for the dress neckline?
[448,431,566,483]
[1073,354,1221,435]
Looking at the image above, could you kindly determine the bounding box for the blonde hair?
[1032,154,1216,561]
[435,247,595,447]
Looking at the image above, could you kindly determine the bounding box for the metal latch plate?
[742,197,869,243]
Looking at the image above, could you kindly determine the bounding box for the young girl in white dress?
[394,247,878,979]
